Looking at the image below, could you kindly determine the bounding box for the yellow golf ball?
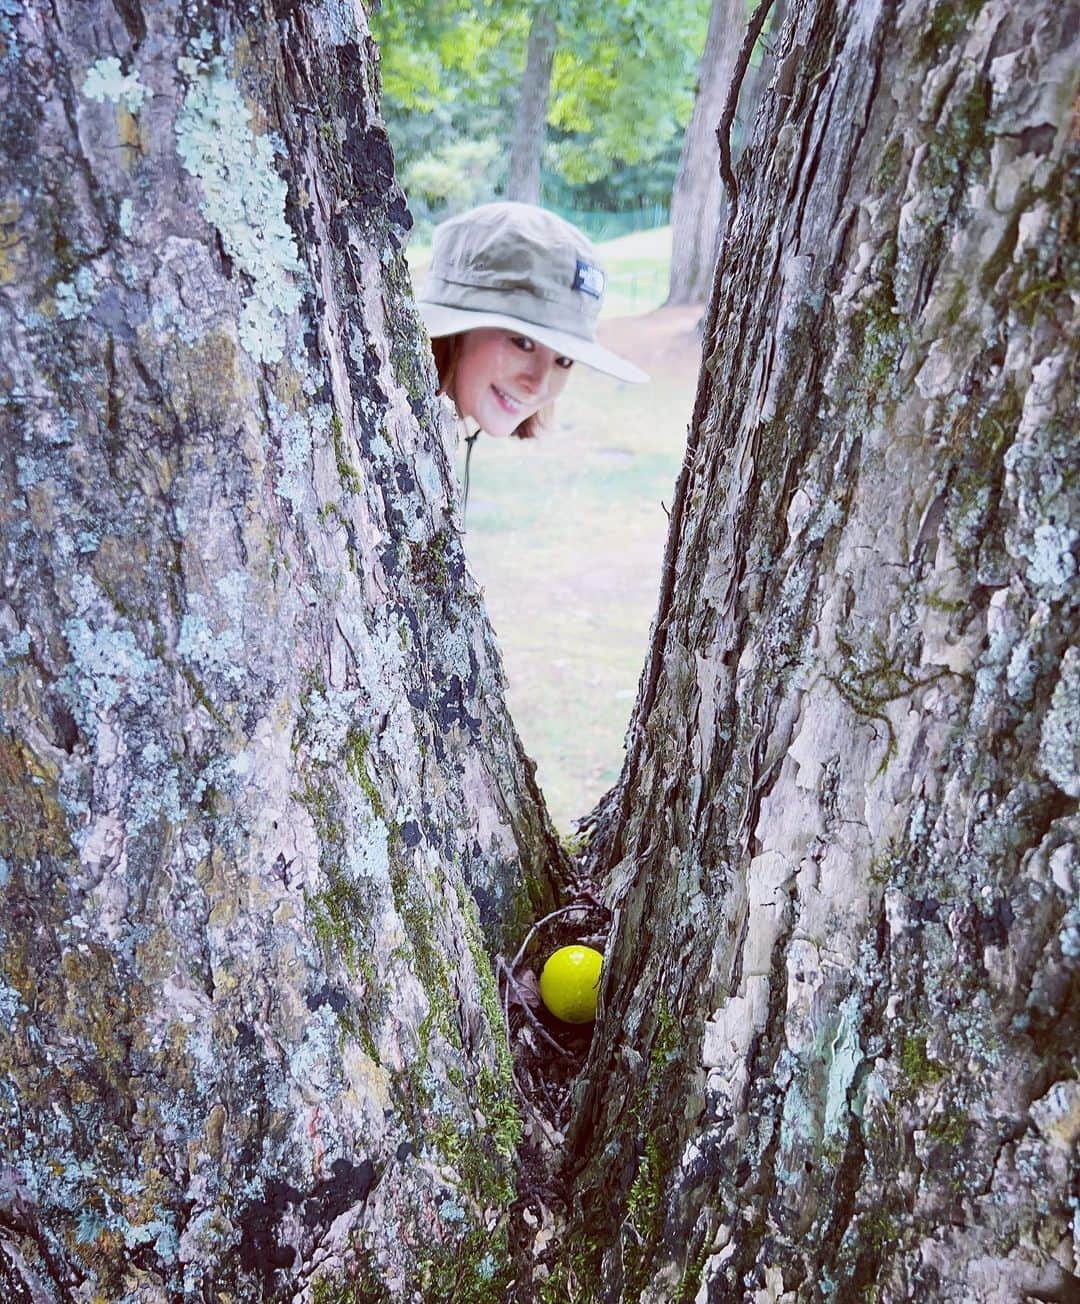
[539,945,603,1024]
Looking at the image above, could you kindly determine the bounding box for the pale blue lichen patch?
[127,742,183,835]
[59,618,159,743]
[149,287,203,348]
[277,414,310,511]
[55,282,81,320]
[190,754,239,809]
[287,1002,340,1094]
[1003,398,1076,600]
[0,0,21,47]
[1024,520,1078,594]
[1006,634,1038,701]
[952,484,993,554]
[777,1079,815,1180]
[824,995,864,1139]
[0,627,30,663]
[269,392,330,512]
[74,1191,178,1265]
[970,616,1013,729]
[75,1208,108,1246]
[119,198,135,238]
[175,50,304,364]
[214,568,248,610]
[344,787,390,889]
[1060,902,1080,962]
[126,1216,180,1264]
[290,329,325,396]
[0,979,24,1031]
[14,452,43,489]
[297,686,362,764]
[1039,647,1079,797]
[55,266,97,320]
[176,602,244,690]
[83,57,148,113]
[438,1196,467,1226]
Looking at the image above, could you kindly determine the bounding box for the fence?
[544,202,668,244]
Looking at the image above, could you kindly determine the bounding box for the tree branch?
[717,0,777,212]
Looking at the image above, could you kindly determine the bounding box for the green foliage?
[371,0,711,221]
[373,4,528,114]
[401,138,505,226]
[419,1225,514,1302]
[409,529,452,593]
[330,413,362,494]
[547,2,703,184]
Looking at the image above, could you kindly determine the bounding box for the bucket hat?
[417,202,649,384]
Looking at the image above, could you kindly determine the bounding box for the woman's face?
[452,328,573,437]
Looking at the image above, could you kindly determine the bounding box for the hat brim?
[417,302,650,385]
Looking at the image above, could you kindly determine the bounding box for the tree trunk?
[0,3,566,1297]
[562,0,1079,1298]
[508,6,558,204]
[665,0,745,307]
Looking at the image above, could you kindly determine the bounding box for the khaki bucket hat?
[417,202,649,384]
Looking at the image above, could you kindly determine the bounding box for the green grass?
[596,226,672,317]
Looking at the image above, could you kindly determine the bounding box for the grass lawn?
[594,225,673,318]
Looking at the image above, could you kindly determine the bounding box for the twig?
[496,957,571,1057]
[497,957,568,1150]
[717,0,778,212]
[509,903,589,973]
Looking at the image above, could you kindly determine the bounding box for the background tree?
[666,0,789,305]
[555,0,1079,1298]
[0,2,566,1296]
[508,5,558,202]
[665,0,744,305]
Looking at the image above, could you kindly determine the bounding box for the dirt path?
[597,303,705,383]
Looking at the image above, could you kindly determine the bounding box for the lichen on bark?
[563,0,1079,1299]
[0,2,567,1296]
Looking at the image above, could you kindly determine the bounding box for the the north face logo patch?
[573,259,605,299]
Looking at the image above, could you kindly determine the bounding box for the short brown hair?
[430,334,548,440]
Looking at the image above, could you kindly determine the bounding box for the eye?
[509,335,535,352]
[556,356,574,370]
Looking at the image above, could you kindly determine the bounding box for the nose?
[517,351,553,395]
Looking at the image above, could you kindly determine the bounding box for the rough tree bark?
[665,0,745,307]
[507,5,558,205]
[0,2,567,1298]
[560,0,1079,1299]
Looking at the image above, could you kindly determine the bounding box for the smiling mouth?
[491,385,524,412]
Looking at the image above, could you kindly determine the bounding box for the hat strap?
[461,428,480,527]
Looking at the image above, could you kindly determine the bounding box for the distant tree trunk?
[665,0,744,306]
[738,0,789,140]
[0,3,566,1297]
[557,0,1080,1298]
[508,5,558,203]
